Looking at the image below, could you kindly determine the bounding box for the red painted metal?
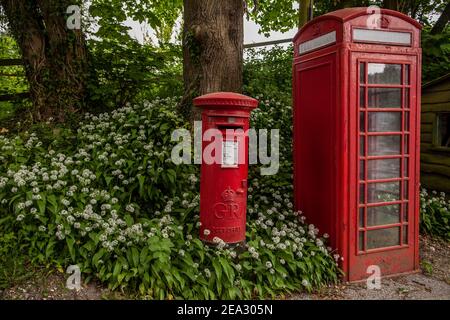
[193,92,258,244]
[293,8,422,282]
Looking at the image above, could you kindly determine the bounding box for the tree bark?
[181,0,244,120]
[0,0,88,122]
[298,0,314,28]
[383,0,399,11]
[337,0,358,9]
[431,1,450,35]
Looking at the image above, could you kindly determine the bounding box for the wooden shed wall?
[421,78,450,193]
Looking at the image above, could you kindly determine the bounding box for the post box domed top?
[193,92,259,109]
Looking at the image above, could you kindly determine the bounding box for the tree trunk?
[181,0,244,120]
[337,0,357,9]
[431,1,450,35]
[383,0,401,11]
[0,0,88,122]
[298,0,314,28]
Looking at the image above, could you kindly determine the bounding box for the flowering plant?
[0,97,340,299]
[420,189,450,241]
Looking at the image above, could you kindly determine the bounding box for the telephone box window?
[368,181,400,203]
[368,112,402,132]
[404,158,409,177]
[359,208,365,227]
[405,65,410,84]
[360,63,366,83]
[436,113,450,148]
[403,226,408,244]
[404,135,410,154]
[404,88,410,108]
[368,158,401,180]
[404,112,410,131]
[368,63,402,84]
[360,87,365,108]
[359,183,365,204]
[360,160,365,180]
[367,227,400,250]
[367,205,400,226]
[368,135,401,155]
[403,203,409,221]
[403,181,409,199]
[369,88,402,108]
[359,232,365,251]
[358,60,411,254]
[360,112,365,131]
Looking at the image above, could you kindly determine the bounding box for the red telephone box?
[293,8,421,281]
[193,92,258,244]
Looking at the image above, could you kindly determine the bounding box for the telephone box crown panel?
[294,7,421,57]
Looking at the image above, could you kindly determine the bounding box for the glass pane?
[367,227,400,249]
[405,65,410,85]
[437,114,450,147]
[403,225,408,245]
[360,112,365,132]
[404,88,410,108]
[368,158,401,180]
[368,64,401,84]
[404,112,410,131]
[359,231,365,251]
[403,203,409,221]
[360,87,365,108]
[368,112,401,132]
[360,136,365,156]
[359,207,365,228]
[368,181,400,203]
[369,88,402,108]
[404,135,409,154]
[403,180,409,199]
[404,158,409,177]
[368,135,401,156]
[360,63,365,84]
[360,160,365,180]
[367,204,400,226]
[360,183,365,204]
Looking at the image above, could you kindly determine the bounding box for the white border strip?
[353,29,411,45]
[299,31,337,55]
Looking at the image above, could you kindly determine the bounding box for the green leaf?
[131,247,139,267]
[93,249,105,268]
[138,175,145,196]
[140,246,149,265]
[113,261,122,278]
[37,197,46,215]
[66,237,76,262]
[212,259,222,283]
[124,214,134,226]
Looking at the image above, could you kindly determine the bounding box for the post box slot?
[216,123,244,129]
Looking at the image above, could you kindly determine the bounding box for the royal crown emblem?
[221,186,236,203]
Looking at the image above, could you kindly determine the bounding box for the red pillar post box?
[292,8,422,281]
[193,92,258,244]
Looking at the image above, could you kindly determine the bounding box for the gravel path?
[1,235,449,300]
[290,235,450,300]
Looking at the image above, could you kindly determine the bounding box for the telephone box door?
[349,52,420,280]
